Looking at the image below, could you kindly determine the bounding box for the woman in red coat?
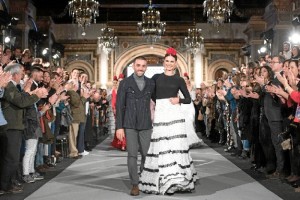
[111,74,126,150]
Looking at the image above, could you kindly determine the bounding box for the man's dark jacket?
[116,74,155,130]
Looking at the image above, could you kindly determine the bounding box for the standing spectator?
[22,79,45,183]
[280,41,292,60]
[65,81,89,159]
[256,56,286,179]
[0,63,47,193]
[0,68,11,195]
[11,47,23,64]
[291,45,300,60]
[77,73,90,156]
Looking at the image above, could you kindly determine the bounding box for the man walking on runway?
[115,56,155,196]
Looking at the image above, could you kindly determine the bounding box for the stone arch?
[114,44,188,77]
[65,60,95,82]
[207,59,236,82]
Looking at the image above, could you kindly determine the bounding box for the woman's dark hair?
[260,65,274,82]
[283,59,290,67]
[165,53,177,61]
[289,59,299,67]
[292,45,300,58]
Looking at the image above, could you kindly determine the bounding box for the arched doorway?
[207,59,236,82]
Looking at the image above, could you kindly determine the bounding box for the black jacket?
[262,77,283,122]
[116,74,155,130]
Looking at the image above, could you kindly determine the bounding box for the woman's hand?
[275,72,288,87]
[285,70,298,89]
[169,97,180,105]
[254,74,265,85]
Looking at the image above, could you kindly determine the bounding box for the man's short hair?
[274,55,285,63]
[4,63,22,75]
[133,56,147,63]
[30,65,44,73]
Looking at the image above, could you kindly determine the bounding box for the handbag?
[281,138,291,150]
[61,105,73,127]
[278,122,297,151]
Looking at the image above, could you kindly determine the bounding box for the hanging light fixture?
[203,0,234,27]
[137,0,166,43]
[68,0,100,36]
[185,8,204,55]
[98,28,118,53]
[184,28,204,55]
[98,10,118,53]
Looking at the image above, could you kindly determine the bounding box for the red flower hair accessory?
[113,75,118,81]
[118,73,124,79]
[183,72,189,77]
[166,47,177,56]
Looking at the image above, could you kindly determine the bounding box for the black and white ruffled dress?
[139,74,199,194]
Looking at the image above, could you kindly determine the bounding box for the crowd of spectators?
[1,41,300,195]
[0,45,110,195]
[193,42,300,193]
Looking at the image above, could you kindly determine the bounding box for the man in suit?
[260,55,285,178]
[0,63,47,194]
[115,56,155,196]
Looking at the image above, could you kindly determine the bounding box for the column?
[99,48,108,89]
[194,51,203,88]
[243,16,267,61]
[264,1,292,56]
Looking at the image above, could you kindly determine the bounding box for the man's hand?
[0,72,11,88]
[23,79,33,93]
[49,93,59,105]
[116,129,125,141]
[35,88,48,98]
[59,92,69,101]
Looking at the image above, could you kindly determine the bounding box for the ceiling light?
[203,0,234,27]
[137,0,166,43]
[68,0,100,36]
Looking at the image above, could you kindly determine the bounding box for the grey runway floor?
[25,136,282,200]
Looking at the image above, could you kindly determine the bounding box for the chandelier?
[137,0,166,43]
[184,28,204,55]
[203,0,234,27]
[98,27,118,53]
[68,0,100,36]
